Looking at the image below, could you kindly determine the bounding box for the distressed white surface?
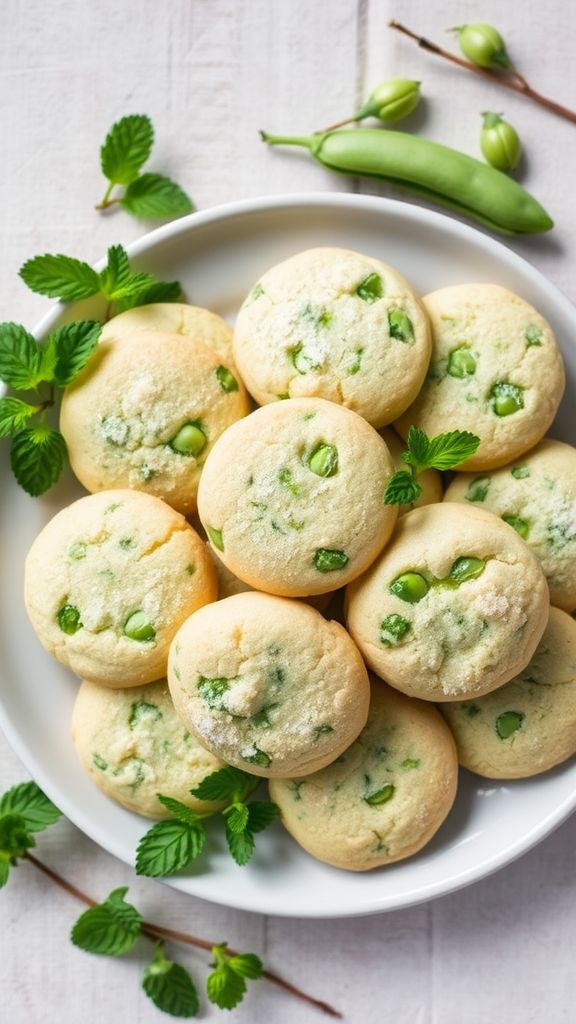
[1,1,575,1022]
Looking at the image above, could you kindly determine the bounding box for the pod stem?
[389,19,576,126]
[260,130,315,148]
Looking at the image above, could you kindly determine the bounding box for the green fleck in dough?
[247,282,265,303]
[243,747,272,767]
[173,666,181,681]
[278,467,300,495]
[308,443,339,478]
[464,703,481,718]
[124,611,156,643]
[216,365,239,393]
[496,710,525,739]
[314,548,349,572]
[489,382,525,417]
[502,514,530,539]
[448,346,477,377]
[511,465,530,479]
[364,783,395,807]
[289,344,320,374]
[129,700,163,729]
[276,393,290,400]
[466,476,491,502]
[380,614,412,646]
[139,464,155,481]
[288,781,305,801]
[356,272,384,303]
[448,557,486,584]
[546,517,576,550]
[301,303,333,329]
[92,753,108,771]
[314,724,335,741]
[169,421,207,457]
[347,347,364,375]
[185,563,196,575]
[303,412,316,421]
[119,537,135,551]
[288,516,305,531]
[401,758,420,770]
[68,542,87,560]
[104,502,122,515]
[388,308,414,343]
[525,324,543,346]
[207,526,224,551]
[57,603,82,635]
[251,705,278,729]
[198,676,232,711]
[390,572,429,603]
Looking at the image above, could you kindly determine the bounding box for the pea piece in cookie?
[346,502,549,702]
[167,592,370,778]
[441,608,576,778]
[233,247,431,427]
[395,283,565,470]
[72,679,226,818]
[24,490,217,686]
[269,680,458,871]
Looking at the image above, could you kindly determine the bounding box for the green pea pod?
[261,129,553,235]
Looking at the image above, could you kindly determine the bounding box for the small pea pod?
[355,78,421,125]
[260,128,552,234]
[480,112,521,172]
[453,23,511,69]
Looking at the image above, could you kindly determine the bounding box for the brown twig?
[389,20,576,126]
[25,853,342,1019]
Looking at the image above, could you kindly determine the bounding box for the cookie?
[101,302,235,367]
[444,439,576,611]
[269,679,458,871]
[60,331,249,516]
[71,678,225,818]
[233,247,431,427]
[24,490,217,686]
[395,283,565,470]
[346,502,549,702]
[441,607,576,778]
[379,426,443,515]
[197,397,398,596]
[167,591,370,778]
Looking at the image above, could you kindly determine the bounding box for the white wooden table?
[2,1,575,1021]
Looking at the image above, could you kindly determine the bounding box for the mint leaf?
[0,781,62,832]
[0,857,9,889]
[223,803,249,834]
[228,953,263,980]
[0,323,43,389]
[99,245,154,301]
[10,426,67,497]
[135,819,206,877]
[190,767,259,805]
[156,795,204,826]
[47,320,101,386]
[19,254,100,301]
[120,173,193,219]
[142,943,199,1018]
[206,945,260,1011]
[246,801,280,833]
[0,398,39,438]
[401,425,430,469]
[71,886,142,955]
[100,114,154,185]
[423,430,480,469]
[383,471,422,506]
[115,279,182,312]
[0,812,35,860]
[225,824,255,866]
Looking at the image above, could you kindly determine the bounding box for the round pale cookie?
[270,679,458,871]
[197,398,398,597]
[167,591,370,778]
[379,426,443,515]
[441,607,576,778]
[60,331,249,516]
[233,247,431,427]
[346,502,549,702]
[100,302,235,367]
[395,283,565,470]
[24,490,217,687]
[72,679,226,818]
[444,439,576,612]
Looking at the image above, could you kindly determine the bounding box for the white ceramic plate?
[1,194,575,919]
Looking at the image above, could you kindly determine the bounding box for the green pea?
[448,346,477,377]
[198,676,231,711]
[279,467,300,495]
[169,421,207,456]
[356,272,383,303]
[389,572,429,603]
[380,614,411,646]
[124,611,156,642]
[68,542,87,560]
[525,324,543,347]
[290,344,319,374]
[364,783,395,806]
[314,548,349,572]
[400,758,420,770]
[388,308,414,343]
[511,465,530,479]
[502,514,530,539]
[57,603,82,635]
[92,753,108,771]
[466,476,491,502]
[244,747,272,767]
[489,382,524,416]
[215,366,239,393]
[496,710,525,739]
[207,526,224,551]
[448,557,486,584]
[129,701,162,729]
[308,443,339,477]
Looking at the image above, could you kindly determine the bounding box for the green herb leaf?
[383,471,422,506]
[0,857,9,889]
[114,279,182,312]
[207,962,247,1011]
[422,429,480,470]
[0,812,36,860]
[0,781,62,832]
[47,320,102,386]
[10,426,67,497]
[135,819,206,877]
[100,114,154,185]
[142,943,199,1018]
[227,953,263,980]
[19,254,100,301]
[156,795,204,826]
[223,803,249,834]
[225,823,255,866]
[71,886,142,956]
[190,766,259,805]
[0,398,39,438]
[246,801,281,833]
[120,173,193,219]
[98,244,154,301]
[0,322,43,389]
[401,425,430,468]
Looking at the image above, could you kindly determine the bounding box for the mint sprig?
[384,426,481,505]
[0,781,62,889]
[97,113,193,220]
[207,944,263,1011]
[142,943,200,1018]
[71,887,143,956]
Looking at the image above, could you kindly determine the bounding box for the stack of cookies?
[24,248,576,872]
